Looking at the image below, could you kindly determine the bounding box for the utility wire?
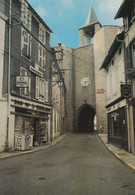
[1,0,103,73]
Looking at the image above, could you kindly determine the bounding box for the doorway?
[78,104,95,133]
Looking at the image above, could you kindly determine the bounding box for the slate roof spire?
[86,6,99,26]
[79,5,100,30]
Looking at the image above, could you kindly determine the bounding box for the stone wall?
[73,45,95,131]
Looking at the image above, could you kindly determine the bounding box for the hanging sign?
[121,84,131,98]
[16,76,29,88]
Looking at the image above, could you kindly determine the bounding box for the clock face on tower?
[80,77,90,87]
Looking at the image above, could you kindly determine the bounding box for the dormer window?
[21,0,32,30]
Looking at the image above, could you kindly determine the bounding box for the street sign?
[121,84,131,98]
[16,76,29,88]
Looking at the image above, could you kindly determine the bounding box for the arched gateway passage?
[77,104,95,133]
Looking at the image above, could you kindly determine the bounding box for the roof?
[26,0,53,33]
[115,0,135,19]
[100,32,124,70]
[79,6,100,30]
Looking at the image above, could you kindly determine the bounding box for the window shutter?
[21,30,24,54]
[39,79,44,97]
[44,81,48,102]
[106,75,110,100]
[123,17,128,32]
[36,76,39,99]
[28,34,31,57]
[132,42,135,68]
[125,47,130,68]
[112,70,116,95]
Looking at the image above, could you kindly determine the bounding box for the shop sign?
[29,66,43,77]
[16,76,29,88]
[121,84,131,98]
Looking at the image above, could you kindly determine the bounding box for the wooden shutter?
[44,81,48,102]
[36,76,39,99]
[125,46,130,68]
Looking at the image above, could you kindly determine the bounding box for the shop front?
[11,98,51,150]
[107,100,128,150]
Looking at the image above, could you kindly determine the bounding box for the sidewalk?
[0,133,69,160]
[98,134,135,171]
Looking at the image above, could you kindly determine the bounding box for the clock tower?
[57,5,120,134]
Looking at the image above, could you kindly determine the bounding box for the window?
[39,28,46,44]
[21,0,32,30]
[131,4,135,24]
[123,17,128,32]
[39,44,46,68]
[21,29,31,59]
[131,41,135,68]
[106,74,112,101]
[119,48,122,55]
[36,77,48,102]
[20,68,31,96]
[112,70,117,95]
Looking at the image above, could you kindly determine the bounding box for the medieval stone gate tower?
[57,6,120,133]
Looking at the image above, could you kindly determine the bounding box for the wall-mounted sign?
[121,84,131,98]
[16,76,29,88]
[29,66,43,77]
[97,88,105,94]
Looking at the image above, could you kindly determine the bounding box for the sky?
[28,0,123,48]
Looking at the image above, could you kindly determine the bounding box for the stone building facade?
[115,0,135,154]
[0,0,66,152]
[57,6,121,134]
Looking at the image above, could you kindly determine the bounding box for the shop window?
[21,0,32,30]
[20,67,31,96]
[36,77,48,102]
[21,28,32,59]
[39,44,46,68]
[39,28,46,45]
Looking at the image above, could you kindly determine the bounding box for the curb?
[0,133,69,160]
[98,134,135,172]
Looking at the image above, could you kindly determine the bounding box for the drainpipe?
[6,0,12,151]
[116,37,131,152]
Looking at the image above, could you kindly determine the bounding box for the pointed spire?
[85,6,99,26]
[78,6,100,30]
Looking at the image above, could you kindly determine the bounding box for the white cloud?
[36,5,47,18]
[98,0,122,13]
[60,0,74,8]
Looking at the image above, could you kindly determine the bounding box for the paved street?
[0,133,135,195]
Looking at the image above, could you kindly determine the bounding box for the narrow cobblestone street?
[0,133,135,195]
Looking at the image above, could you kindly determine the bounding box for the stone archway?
[77,104,95,133]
